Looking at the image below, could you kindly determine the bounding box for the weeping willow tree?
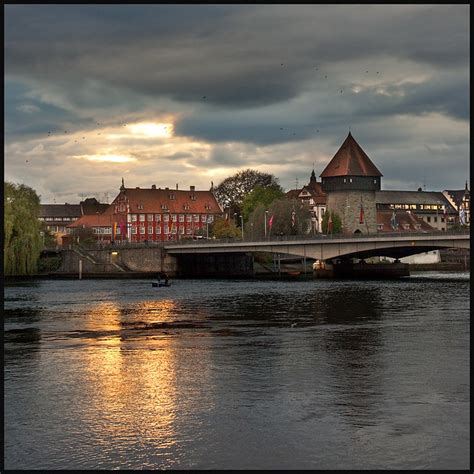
[4,182,43,275]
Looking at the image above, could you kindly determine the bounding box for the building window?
[343,178,346,183]
[179,214,184,222]
[156,226,161,234]
[137,203,144,210]
[204,204,210,210]
[186,227,192,234]
[194,214,199,222]
[373,179,377,184]
[169,193,175,200]
[163,214,169,222]
[171,214,177,222]
[183,204,190,210]
[349,178,353,183]
[147,214,153,221]
[131,227,137,234]
[201,215,207,222]
[155,214,161,221]
[208,215,214,223]
[139,214,145,222]
[191,195,197,201]
[140,226,145,234]
[434,217,438,223]
[148,226,153,234]
[427,216,431,223]
[377,224,384,230]
[441,217,445,223]
[186,215,192,223]
[131,214,137,222]
[116,227,121,235]
[179,227,185,235]
[164,224,169,234]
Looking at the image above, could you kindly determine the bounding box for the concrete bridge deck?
[164,231,470,261]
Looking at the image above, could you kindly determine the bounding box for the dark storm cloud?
[4,5,469,200]
[5,5,469,110]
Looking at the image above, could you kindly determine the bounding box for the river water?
[4,273,470,470]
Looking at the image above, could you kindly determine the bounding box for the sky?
[4,4,470,204]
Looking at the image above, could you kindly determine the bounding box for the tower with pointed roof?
[320,132,382,234]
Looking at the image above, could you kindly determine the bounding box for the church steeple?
[120,177,125,191]
[310,168,317,184]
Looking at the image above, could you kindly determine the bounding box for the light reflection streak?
[81,300,181,456]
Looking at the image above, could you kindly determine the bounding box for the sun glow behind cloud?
[74,154,137,163]
[128,122,173,138]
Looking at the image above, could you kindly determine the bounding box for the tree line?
[4,182,43,275]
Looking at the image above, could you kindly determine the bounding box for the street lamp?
[39,231,45,248]
[239,215,244,240]
[264,210,268,237]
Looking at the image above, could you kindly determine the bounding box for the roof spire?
[120,177,125,191]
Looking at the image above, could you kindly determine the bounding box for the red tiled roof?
[320,132,383,178]
[116,188,223,214]
[376,210,434,232]
[68,213,120,228]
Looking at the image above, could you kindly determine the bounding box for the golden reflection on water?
[80,299,187,459]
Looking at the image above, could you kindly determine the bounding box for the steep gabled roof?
[320,132,383,178]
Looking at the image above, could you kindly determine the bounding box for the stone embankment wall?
[57,247,178,276]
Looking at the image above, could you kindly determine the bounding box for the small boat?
[152,281,171,287]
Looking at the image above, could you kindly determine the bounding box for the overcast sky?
[5,4,470,204]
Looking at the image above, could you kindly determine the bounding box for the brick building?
[68,180,223,242]
[39,198,108,244]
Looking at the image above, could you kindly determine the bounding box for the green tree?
[247,198,311,238]
[241,184,284,223]
[210,217,241,239]
[4,182,43,275]
[321,210,342,234]
[213,169,282,217]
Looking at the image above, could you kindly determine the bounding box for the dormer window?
[183,204,190,211]
[190,195,196,201]
[204,204,210,210]
[161,204,168,210]
[169,194,175,200]
[138,203,144,210]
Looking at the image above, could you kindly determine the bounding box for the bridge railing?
[64,228,469,250]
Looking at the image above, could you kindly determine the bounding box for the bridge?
[164,231,470,262]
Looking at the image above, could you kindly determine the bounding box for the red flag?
[268,215,274,229]
[359,203,364,224]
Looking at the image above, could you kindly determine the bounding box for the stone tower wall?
[326,190,377,234]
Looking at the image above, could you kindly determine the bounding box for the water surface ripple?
[4,274,470,469]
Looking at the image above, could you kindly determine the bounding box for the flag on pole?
[291,210,296,228]
[390,211,397,229]
[459,205,466,225]
[268,215,274,229]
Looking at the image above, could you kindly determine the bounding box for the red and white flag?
[268,215,274,229]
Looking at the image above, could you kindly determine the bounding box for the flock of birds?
[27,65,383,164]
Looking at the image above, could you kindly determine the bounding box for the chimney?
[190,185,195,192]
[151,184,156,189]
[165,187,169,190]
[176,183,179,190]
